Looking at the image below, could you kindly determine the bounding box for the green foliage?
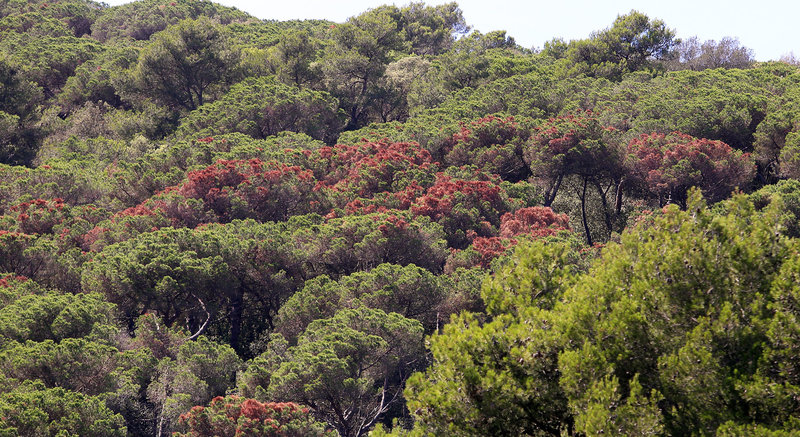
[560,10,678,80]
[265,29,324,89]
[0,11,73,38]
[753,77,800,179]
[406,307,570,436]
[0,111,29,165]
[175,77,344,144]
[570,375,664,436]
[405,240,581,436]
[434,30,521,88]
[0,52,44,164]
[322,6,407,129]
[225,19,334,54]
[558,192,796,434]
[0,230,53,280]
[82,212,446,352]
[412,70,551,120]
[0,337,119,395]
[274,263,476,342]
[90,0,251,42]
[107,132,320,206]
[481,239,581,315]
[0,289,115,344]
[0,381,126,436]
[407,30,536,112]
[131,17,241,111]
[3,5,800,436]
[0,33,102,98]
[748,179,800,237]
[293,212,449,274]
[620,68,775,152]
[242,307,424,437]
[404,191,800,435]
[57,45,138,112]
[399,2,468,56]
[0,158,116,210]
[146,335,242,435]
[81,226,253,347]
[0,0,103,37]
[0,55,42,118]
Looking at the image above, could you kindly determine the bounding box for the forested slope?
[1,1,800,435]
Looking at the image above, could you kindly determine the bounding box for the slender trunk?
[581,177,593,246]
[544,174,564,207]
[156,406,165,437]
[187,295,211,341]
[346,104,360,130]
[614,178,624,215]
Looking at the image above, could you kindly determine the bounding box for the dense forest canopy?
[1,1,800,435]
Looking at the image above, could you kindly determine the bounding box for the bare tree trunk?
[187,295,211,341]
[544,174,564,207]
[581,177,593,246]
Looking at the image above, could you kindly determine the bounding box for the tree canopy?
[2,2,800,436]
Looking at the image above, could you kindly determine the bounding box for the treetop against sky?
[105,0,800,61]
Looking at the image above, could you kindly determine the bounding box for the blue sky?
[104,0,799,61]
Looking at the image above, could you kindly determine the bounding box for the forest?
[1,0,800,435]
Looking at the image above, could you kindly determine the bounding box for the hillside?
[1,1,800,435]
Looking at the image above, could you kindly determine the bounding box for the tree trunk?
[581,177,593,246]
[544,174,564,207]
